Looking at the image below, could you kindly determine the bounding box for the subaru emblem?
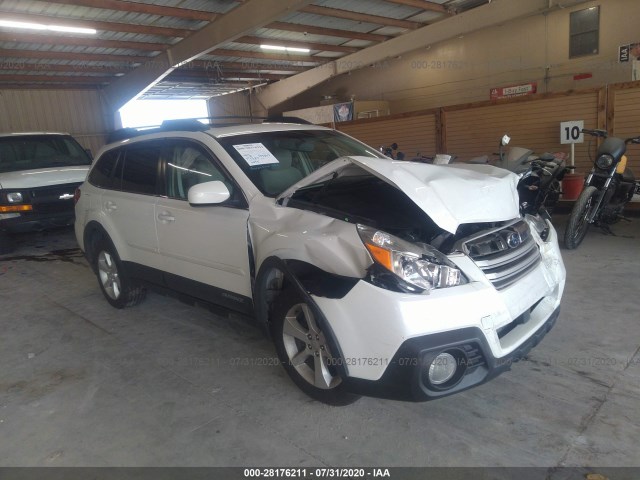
[507,232,521,248]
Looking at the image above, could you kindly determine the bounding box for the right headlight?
[525,213,550,242]
[357,224,467,293]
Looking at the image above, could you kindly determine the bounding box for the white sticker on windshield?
[233,143,279,167]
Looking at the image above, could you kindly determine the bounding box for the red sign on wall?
[490,82,537,100]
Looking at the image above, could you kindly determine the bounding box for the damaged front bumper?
[312,224,566,402]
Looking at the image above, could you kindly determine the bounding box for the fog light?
[428,352,457,385]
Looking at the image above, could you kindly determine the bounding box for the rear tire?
[93,237,146,308]
[564,186,598,250]
[271,287,360,406]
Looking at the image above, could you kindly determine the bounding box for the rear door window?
[88,149,121,190]
[120,142,163,195]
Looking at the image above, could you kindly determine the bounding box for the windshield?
[217,129,384,197]
[0,135,92,173]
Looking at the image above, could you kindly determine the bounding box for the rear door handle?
[104,201,117,212]
[157,211,175,223]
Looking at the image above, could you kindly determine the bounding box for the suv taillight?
[74,188,81,205]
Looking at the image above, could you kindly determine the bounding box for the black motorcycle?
[469,135,572,217]
[564,129,640,249]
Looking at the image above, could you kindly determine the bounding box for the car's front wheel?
[93,237,146,309]
[272,287,360,406]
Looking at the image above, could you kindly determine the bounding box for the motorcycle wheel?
[564,186,598,250]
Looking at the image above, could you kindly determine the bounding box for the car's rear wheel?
[272,287,360,406]
[94,237,146,308]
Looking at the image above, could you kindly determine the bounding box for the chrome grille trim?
[461,220,542,290]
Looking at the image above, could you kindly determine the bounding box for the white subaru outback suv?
[75,119,566,405]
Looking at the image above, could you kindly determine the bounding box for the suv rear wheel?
[272,287,360,406]
[93,237,146,308]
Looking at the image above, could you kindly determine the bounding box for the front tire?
[272,287,360,406]
[93,237,146,308]
[564,186,599,250]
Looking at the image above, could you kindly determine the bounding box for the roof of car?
[0,132,72,138]
[105,118,330,144]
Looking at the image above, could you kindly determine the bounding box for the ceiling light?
[260,44,310,53]
[0,19,97,34]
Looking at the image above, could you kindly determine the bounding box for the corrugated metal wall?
[336,113,438,159]
[444,91,601,171]
[610,85,640,170]
[0,89,112,155]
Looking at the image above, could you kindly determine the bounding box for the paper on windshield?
[233,143,279,167]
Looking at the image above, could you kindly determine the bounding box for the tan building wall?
[276,0,639,114]
[0,89,112,155]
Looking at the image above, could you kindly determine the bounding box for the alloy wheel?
[281,303,341,390]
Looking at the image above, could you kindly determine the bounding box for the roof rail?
[106,115,314,143]
[264,115,313,125]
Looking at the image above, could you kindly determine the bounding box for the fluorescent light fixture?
[260,44,310,53]
[0,19,97,34]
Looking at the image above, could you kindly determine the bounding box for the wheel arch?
[253,256,360,378]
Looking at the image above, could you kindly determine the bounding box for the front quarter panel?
[249,199,371,279]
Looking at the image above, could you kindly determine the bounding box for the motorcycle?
[467,135,572,217]
[564,129,640,249]
[379,143,407,160]
[499,136,572,217]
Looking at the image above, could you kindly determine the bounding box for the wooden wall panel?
[611,85,640,171]
[444,92,600,172]
[0,89,111,154]
[336,113,437,159]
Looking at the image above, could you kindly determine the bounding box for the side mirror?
[501,134,511,147]
[188,180,230,205]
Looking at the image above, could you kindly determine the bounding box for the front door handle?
[104,201,117,212]
[157,211,175,223]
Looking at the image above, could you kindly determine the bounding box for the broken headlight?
[357,224,467,293]
[525,213,550,242]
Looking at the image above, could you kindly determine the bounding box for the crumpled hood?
[0,166,89,190]
[279,156,520,234]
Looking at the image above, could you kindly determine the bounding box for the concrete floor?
[0,217,639,468]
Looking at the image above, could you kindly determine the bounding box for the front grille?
[28,182,81,213]
[461,220,542,290]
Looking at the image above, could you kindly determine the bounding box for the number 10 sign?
[560,120,584,144]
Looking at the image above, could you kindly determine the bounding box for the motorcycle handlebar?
[581,128,608,138]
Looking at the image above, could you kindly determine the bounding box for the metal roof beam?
[384,0,450,14]
[267,21,390,43]
[300,5,422,29]
[40,0,218,22]
[256,0,574,110]
[0,12,191,37]
[102,0,313,110]
[234,36,359,54]
[0,49,150,64]
[0,32,167,52]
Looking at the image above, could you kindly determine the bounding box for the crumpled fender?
[248,200,371,279]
